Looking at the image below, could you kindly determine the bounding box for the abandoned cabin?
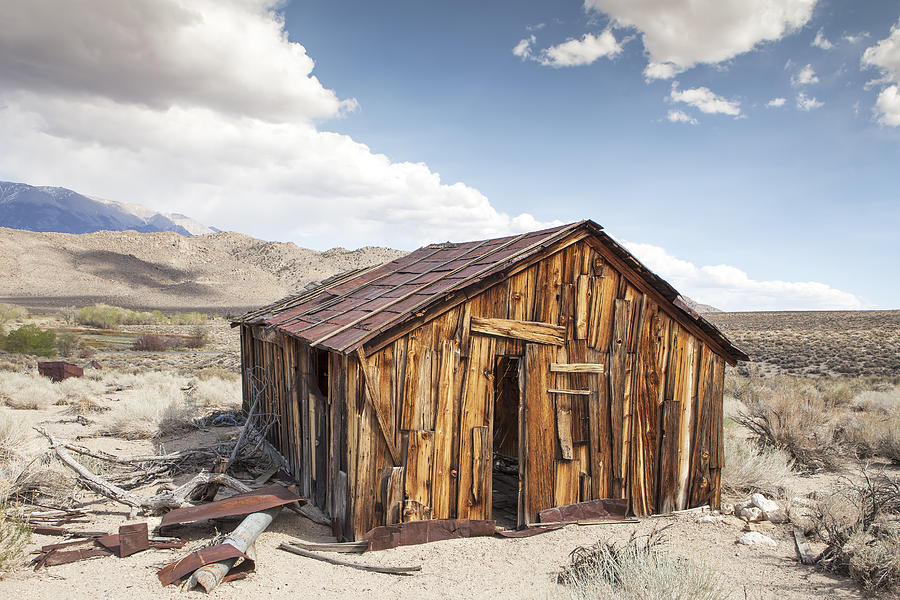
[233,220,748,541]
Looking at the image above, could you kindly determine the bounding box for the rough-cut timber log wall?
[240,236,728,540]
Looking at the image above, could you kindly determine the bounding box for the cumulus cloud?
[0,0,553,249]
[766,97,787,107]
[623,241,864,311]
[669,84,741,116]
[791,64,819,86]
[812,29,834,50]
[667,109,698,124]
[862,20,900,126]
[796,92,824,110]
[513,30,623,67]
[584,0,817,79]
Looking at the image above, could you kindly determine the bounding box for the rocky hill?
[0,227,404,313]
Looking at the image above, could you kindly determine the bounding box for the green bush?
[75,304,125,328]
[3,325,56,357]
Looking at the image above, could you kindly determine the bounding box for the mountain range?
[0,181,215,236]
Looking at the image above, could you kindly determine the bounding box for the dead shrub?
[557,528,726,600]
[722,421,793,498]
[735,380,840,472]
[816,467,900,594]
[191,376,241,409]
[133,334,178,351]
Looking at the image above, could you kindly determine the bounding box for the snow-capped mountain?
[0,181,217,236]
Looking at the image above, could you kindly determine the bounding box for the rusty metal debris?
[37,361,84,382]
[538,498,629,523]
[96,523,149,557]
[159,484,303,528]
[157,543,254,587]
[365,519,497,551]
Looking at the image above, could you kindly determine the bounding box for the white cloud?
[669,84,741,116]
[513,35,535,59]
[862,20,900,126]
[584,0,817,79]
[514,30,623,67]
[644,62,685,81]
[791,64,819,86]
[766,97,787,107]
[667,109,698,124]
[873,85,900,126]
[526,23,546,32]
[812,29,833,50]
[796,92,824,110]
[0,0,554,250]
[843,32,870,44]
[623,241,864,311]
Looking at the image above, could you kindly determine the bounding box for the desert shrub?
[556,529,726,600]
[3,324,56,357]
[816,468,900,593]
[76,304,208,329]
[78,346,96,359]
[722,421,793,498]
[0,501,30,575]
[55,332,80,357]
[0,411,27,466]
[735,379,840,472]
[0,372,61,409]
[0,305,27,334]
[133,334,178,351]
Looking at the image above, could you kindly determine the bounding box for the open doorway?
[492,356,521,529]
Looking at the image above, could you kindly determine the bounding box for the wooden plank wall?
[239,235,729,539]
[239,326,350,535]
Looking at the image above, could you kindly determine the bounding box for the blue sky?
[0,1,898,310]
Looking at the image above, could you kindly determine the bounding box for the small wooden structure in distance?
[233,220,747,540]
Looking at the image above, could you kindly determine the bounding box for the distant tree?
[5,324,56,357]
[0,304,27,334]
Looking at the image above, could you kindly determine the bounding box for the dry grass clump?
[722,418,793,498]
[556,529,726,600]
[109,387,196,439]
[0,500,30,576]
[816,468,900,594]
[191,376,241,409]
[195,366,240,382]
[0,372,61,409]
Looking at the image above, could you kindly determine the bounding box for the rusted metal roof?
[233,220,748,363]
[159,484,304,528]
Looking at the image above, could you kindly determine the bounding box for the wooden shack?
[233,220,747,540]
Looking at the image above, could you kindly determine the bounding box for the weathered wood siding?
[241,236,729,539]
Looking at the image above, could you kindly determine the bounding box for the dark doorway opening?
[492,356,521,529]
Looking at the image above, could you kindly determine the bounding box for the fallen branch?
[279,543,421,575]
[35,427,250,514]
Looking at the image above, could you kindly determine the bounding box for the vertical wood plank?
[524,343,554,523]
[609,298,632,499]
[403,430,434,521]
[431,339,461,519]
[575,275,591,340]
[471,426,491,507]
[457,333,496,519]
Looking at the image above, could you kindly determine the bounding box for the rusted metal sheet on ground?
[157,543,253,587]
[95,523,149,557]
[538,498,629,523]
[33,546,112,569]
[365,519,497,551]
[159,484,304,528]
[37,361,84,382]
[495,524,565,538]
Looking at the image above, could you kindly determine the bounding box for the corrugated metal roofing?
[233,220,748,362]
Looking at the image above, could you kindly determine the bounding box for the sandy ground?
[0,398,871,600]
